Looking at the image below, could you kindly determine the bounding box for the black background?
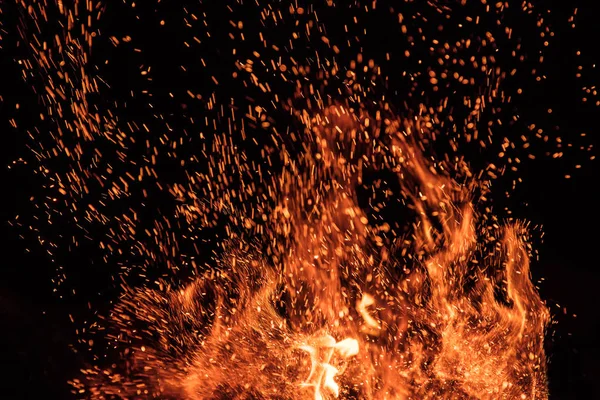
[1,0,599,398]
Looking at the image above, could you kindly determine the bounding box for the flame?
[300,335,359,400]
[10,1,554,398]
[72,106,549,399]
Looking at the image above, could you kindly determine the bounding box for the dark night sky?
[1,0,599,399]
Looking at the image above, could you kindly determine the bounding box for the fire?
[9,0,560,399]
[300,336,359,400]
[71,107,549,399]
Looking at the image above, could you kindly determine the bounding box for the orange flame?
[73,106,549,399]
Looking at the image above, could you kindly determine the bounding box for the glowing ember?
[12,0,587,398]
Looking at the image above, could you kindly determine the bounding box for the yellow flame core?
[300,335,359,399]
[76,107,549,399]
